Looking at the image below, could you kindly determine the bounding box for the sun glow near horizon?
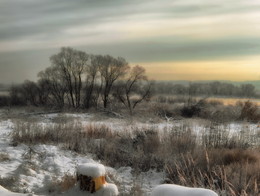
[140,57,260,81]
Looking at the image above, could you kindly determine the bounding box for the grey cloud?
[0,0,143,40]
[78,36,260,62]
[1,0,260,41]
[0,48,57,84]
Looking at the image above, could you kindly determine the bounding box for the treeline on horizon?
[153,81,258,98]
[0,47,259,111]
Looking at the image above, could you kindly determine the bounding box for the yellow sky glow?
[140,57,260,81]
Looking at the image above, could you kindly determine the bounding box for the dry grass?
[238,100,260,123]
[0,176,18,192]
[0,153,10,162]
[165,149,260,196]
[55,174,77,192]
[83,124,114,139]
[10,118,260,195]
[152,96,260,124]
[46,174,77,193]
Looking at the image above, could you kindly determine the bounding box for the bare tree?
[50,47,89,108]
[9,84,26,106]
[97,55,129,108]
[240,84,255,98]
[73,50,89,107]
[37,78,51,106]
[84,55,100,109]
[38,66,66,108]
[22,80,39,106]
[115,65,152,114]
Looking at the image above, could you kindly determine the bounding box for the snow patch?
[151,184,218,196]
[0,185,37,196]
[96,183,118,196]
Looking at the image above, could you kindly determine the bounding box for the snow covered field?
[0,111,164,195]
[0,110,259,195]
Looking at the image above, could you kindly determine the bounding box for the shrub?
[84,124,113,139]
[239,100,260,123]
[151,103,175,118]
[54,174,76,192]
[0,95,9,107]
[181,105,201,118]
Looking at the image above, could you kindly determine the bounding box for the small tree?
[37,78,51,106]
[9,84,26,106]
[115,65,152,114]
[84,55,100,109]
[22,80,39,106]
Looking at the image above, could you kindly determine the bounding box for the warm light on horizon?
[140,57,260,81]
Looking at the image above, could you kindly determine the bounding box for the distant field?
[207,97,260,106]
[159,95,260,106]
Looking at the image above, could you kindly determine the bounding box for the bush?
[181,105,201,118]
[239,100,260,123]
[0,95,10,107]
[53,174,76,192]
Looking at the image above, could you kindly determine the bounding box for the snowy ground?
[0,110,259,195]
[0,112,164,196]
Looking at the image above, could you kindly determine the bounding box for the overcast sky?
[0,0,260,83]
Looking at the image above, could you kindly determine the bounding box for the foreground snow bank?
[151,184,218,196]
[95,183,118,196]
[0,185,37,196]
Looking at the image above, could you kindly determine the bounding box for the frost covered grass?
[152,97,260,123]
[9,115,260,195]
[50,174,77,193]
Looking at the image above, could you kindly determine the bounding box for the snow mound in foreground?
[0,185,36,196]
[151,184,218,196]
[95,183,118,196]
[77,163,106,178]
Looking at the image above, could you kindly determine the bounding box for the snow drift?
[151,184,218,196]
[0,185,35,196]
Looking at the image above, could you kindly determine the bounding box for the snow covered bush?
[76,163,118,195]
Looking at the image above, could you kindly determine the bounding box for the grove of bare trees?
[7,47,151,113]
